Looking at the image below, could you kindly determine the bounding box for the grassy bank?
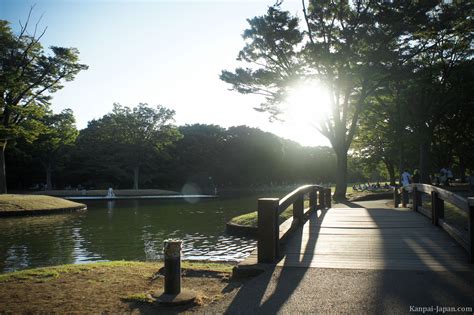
[0,261,237,313]
[0,194,86,215]
[30,188,179,197]
[229,201,310,228]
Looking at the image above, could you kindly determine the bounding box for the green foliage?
[73,103,182,189]
[0,19,88,142]
[220,0,473,196]
[220,1,409,199]
[352,1,473,182]
[160,124,337,190]
[0,15,87,192]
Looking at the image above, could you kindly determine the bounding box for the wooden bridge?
[240,184,474,272]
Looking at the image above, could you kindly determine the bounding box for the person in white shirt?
[401,170,411,187]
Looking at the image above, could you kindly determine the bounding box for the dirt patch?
[0,261,243,313]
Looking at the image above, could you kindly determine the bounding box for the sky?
[0,0,331,147]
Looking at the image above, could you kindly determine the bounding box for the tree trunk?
[46,163,52,190]
[333,147,348,201]
[383,159,396,186]
[133,166,140,190]
[419,141,430,183]
[0,139,6,194]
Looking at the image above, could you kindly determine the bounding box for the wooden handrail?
[278,185,323,214]
[394,184,473,263]
[257,184,330,263]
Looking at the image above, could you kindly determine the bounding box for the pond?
[0,193,280,273]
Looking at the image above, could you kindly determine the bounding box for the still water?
[0,194,273,273]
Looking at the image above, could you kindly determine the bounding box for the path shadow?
[223,207,327,313]
[336,200,362,208]
[362,205,474,313]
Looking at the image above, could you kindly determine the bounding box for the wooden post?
[293,194,304,224]
[258,198,279,263]
[325,188,332,208]
[318,189,324,209]
[309,188,317,211]
[393,188,399,208]
[468,198,474,263]
[164,240,182,294]
[412,186,418,212]
[431,191,444,226]
[402,188,408,207]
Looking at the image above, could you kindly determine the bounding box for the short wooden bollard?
[164,240,181,294]
[154,239,196,305]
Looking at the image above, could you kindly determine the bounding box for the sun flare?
[284,80,332,123]
[275,80,332,146]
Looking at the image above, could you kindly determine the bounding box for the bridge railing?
[258,184,331,263]
[394,184,474,262]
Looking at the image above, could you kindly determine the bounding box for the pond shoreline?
[0,194,87,217]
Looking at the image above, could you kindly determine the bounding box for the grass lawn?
[229,200,310,228]
[0,261,237,313]
[0,194,85,214]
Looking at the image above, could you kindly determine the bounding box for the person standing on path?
[401,169,412,188]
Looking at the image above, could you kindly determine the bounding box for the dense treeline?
[2,2,473,196]
[5,107,339,191]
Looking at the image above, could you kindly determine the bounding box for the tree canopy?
[75,103,182,190]
[221,0,472,199]
[0,14,88,193]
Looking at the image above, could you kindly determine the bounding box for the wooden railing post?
[293,194,304,224]
[412,186,419,211]
[309,188,317,211]
[325,188,332,208]
[393,188,399,208]
[402,188,408,207]
[318,189,324,209]
[468,198,474,263]
[431,191,444,226]
[258,198,279,263]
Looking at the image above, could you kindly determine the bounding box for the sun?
[284,80,332,123]
[274,80,332,146]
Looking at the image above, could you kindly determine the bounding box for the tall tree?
[29,109,78,189]
[221,1,400,199]
[0,13,88,193]
[78,103,182,190]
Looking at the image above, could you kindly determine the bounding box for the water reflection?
[0,195,268,272]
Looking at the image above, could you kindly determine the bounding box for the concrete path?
[203,200,474,313]
[205,266,474,314]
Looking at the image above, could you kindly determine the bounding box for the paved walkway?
[204,200,474,313]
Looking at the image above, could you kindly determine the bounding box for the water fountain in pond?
[106,187,115,198]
